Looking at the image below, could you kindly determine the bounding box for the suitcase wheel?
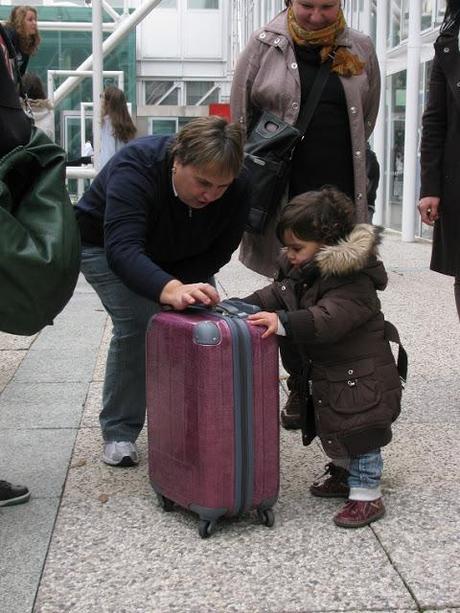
[257,508,275,528]
[156,493,175,512]
[198,519,217,539]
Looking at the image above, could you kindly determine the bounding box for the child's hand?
[247,311,279,338]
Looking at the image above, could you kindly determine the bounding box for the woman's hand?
[247,311,279,338]
[159,280,220,310]
[418,196,440,225]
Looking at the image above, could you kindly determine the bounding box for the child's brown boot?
[310,462,350,498]
[280,389,303,430]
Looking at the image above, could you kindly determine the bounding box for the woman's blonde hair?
[7,6,41,55]
[171,116,244,177]
[102,86,137,143]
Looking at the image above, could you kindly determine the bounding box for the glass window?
[150,119,178,136]
[386,70,407,231]
[157,0,177,7]
[186,81,219,105]
[188,0,219,8]
[145,81,179,105]
[421,0,434,30]
[436,0,446,25]
[388,0,402,47]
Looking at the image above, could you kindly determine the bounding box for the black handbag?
[243,56,333,234]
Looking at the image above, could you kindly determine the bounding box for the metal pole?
[54,0,163,107]
[92,0,103,171]
[373,0,388,226]
[401,0,421,241]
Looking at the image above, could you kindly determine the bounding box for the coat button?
[259,32,266,39]
[291,62,298,69]
[443,46,450,53]
[347,380,357,387]
[355,150,362,158]
[274,37,281,44]
[292,102,299,110]
[281,285,286,291]
[348,369,354,374]
[318,399,322,404]
[350,106,357,114]
[356,193,363,200]
[457,81,460,87]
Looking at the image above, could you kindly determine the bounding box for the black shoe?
[280,389,303,430]
[0,480,31,507]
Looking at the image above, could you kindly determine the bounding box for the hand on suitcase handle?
[159,280,220,310]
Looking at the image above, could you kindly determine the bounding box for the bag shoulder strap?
[384,320,408,385]
[295,52,335,137]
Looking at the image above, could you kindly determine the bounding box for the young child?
[242,186,406,528]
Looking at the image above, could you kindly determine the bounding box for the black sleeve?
[420,54,447,198]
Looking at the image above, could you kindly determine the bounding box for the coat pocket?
[322,358,381,414]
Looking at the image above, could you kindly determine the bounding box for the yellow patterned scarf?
[287,7,365,77]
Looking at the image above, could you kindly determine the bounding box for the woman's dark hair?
[22,72,46,99]
[277,186,355,245]
[101,86,137,143]
[441,0,460,32]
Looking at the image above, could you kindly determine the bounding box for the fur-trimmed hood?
[280,224,387,290]
[315,224,383,277]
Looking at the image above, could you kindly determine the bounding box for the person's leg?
[333,449,385,528]
[454,276,460,321]
[80,246,160,448]
[279,338,306,430]
[310,458,350,498]
[0,480,30,506]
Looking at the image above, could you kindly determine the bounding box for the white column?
[401,0,422,241]
[92,0,103,171]
[373,0,388,226]
[362,0,372,36]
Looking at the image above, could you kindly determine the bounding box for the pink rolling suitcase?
[146,301,279,538]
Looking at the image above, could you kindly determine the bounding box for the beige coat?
[230,10,381,277]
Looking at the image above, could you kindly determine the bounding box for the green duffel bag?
[0,127,81,336]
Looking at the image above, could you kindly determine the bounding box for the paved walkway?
[1,233,459,613]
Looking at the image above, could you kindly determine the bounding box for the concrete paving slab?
[0,382,88,429]
[373,485,460,610]
[0,332,37,351]
[13,348,100,384]
[0,349,26,392]
[34,495,415,613]
[0,499,59,613]
[0,429,77,498]
[79,381,103,428]
[65,428,151,500]
[382,422,460,491]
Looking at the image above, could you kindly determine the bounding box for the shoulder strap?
[295,51,336,137]
[384,320,408,385]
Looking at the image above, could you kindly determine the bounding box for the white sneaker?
[102,441,139,467]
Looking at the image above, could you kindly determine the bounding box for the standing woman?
[3,6,40,78]
[100,85,137,168]
[230,0,380,433]
[418,0,460,321]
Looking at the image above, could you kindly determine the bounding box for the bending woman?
[418,0,460,321]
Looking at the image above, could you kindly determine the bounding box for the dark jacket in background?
[243,225,403,458]
[76,135,250,302]
[420,30,460,276]
[3,25,30,76]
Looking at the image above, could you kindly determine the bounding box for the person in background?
[418,0,460,321]
[75,116,250,467]
[22,72,54,140]
[230,0,380,437]
[0,21,32,507]
[3,5,40,78]
[100,85,137,168]
[241,187,403,528]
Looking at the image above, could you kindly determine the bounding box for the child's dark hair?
[277,186,355,245]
